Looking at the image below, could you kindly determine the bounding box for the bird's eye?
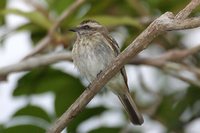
[83,25,90,29]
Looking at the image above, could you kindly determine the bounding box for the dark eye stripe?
[83,25,90,29]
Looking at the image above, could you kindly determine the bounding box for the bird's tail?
[118,92,144,125]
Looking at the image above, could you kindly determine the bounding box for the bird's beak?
[69,27,79,32]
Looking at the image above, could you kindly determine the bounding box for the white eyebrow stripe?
[81,22,102,28]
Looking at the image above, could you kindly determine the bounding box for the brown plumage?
[71,20,144,125]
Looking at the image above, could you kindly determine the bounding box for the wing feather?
[102,33,128,88]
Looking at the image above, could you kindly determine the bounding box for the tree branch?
[1,19,200,80]
[130,45,200,85]
[167,17,200,30]
[0,52,72,80]
[130,44,200,67]
[175,0,200,19]
[164,67,200,87]
[46,1,200,133]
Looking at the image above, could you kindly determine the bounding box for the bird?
[70,20,144,125]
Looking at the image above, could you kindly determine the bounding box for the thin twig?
[46,1,200,132]
[23,0,86,59]
[167,17,200,30]
[25,0,50,19]
[138,16,156,25]
[49,0,85,34]
[130,45,200,79]
[0,52,72,79]
[164,69,200,87]
[175,0,200,19]
[130,44,200,66]
[23,36,52,60]
[125,0,149,16]
[1,44,200,81]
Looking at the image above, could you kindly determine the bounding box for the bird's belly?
[81,53,106,81]
[73,43,114,82]
[72,42,128,95]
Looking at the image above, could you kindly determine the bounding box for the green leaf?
[0,9,52,29]
[143,0,188,14]
[0,0,6,25]
[46,0,74,14]
[30,29,47,44]
[12,105,52,122]
[88,127,121,133]
[156,86,200,131]
[0,0,6,10]
[13,67,84,96]
[54,78,84,116]
[0,124,4,132]
[2,125,45,133]
[155,85,200,132]
[52,70,109,132]
[13,22,47,44]
[15,23,42,33]
[156,94,182,131]
[67,107,107,132]
[174,85,200,118]
[2,22,47,45]
[86,0,114,15]
[185,85,200,105]
[0,22,46,46]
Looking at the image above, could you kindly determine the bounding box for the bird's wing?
[102,33,120,55]
[102,33,129,89]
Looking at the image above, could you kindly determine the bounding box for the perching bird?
[71,20,144,125]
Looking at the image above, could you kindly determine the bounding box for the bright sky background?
[1,0,200,133]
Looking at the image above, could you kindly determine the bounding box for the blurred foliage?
[13,67,84,95]
[0,0,6,25]
[67,107,107,132]
[0,9,52,29]
[0,0,200,133]
[155,85,200,132]
[88,127,121,133]
[2,125,45,133]
[12,105,52,122]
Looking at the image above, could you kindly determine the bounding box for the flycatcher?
[71,20,144,125]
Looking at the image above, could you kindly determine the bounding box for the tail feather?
[118,92,144,125]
